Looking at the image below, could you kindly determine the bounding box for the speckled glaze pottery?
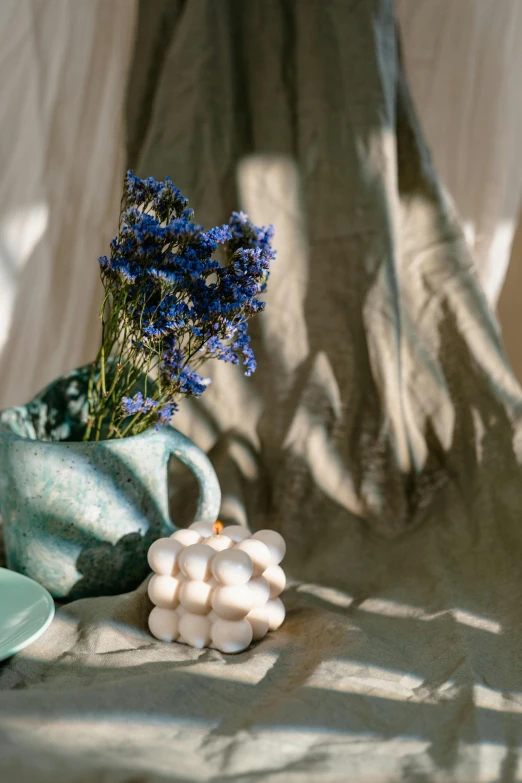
[0,366,221,600]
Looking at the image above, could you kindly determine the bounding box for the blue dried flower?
[88,171,275,440]
[121,392,159,417]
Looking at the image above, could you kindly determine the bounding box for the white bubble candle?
[147,521,286,653]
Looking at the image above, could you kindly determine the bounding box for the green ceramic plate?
[0,567,55,661]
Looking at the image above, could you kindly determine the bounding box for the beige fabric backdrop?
[1,0,521,405]
[398,0,522,380]
[0,0,136,410]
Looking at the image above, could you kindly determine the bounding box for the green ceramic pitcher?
[0,366,221,599]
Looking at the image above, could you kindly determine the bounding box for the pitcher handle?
[162,426,221,531]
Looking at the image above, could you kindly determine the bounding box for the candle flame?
[213,520,224,535]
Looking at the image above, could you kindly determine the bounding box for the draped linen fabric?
[397,0,522,383]
[0,0,136,410]
[398,0,522,310]
[2,2,522,782]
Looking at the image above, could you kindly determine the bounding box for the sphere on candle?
[179,543,215,581]
[148,606,180,642]
[174,604,188,639]
[212,584,253,620]
[189,520,216,538]
[170,528,202,547]
[211,618,253,654]
[180,580,213,614]
[147,537,184,576]
[204,535,233,552]
[222,525,251,543]
[263,565,286,598]
[235,538,271,577]
[179,613,212,649]
[211,549,253,586]
[207,609,220,647]
[252,530,286,565]
[148,574,183,609]
[246,606,270,641]
[265,597,286,631]
[247,575,270,608]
